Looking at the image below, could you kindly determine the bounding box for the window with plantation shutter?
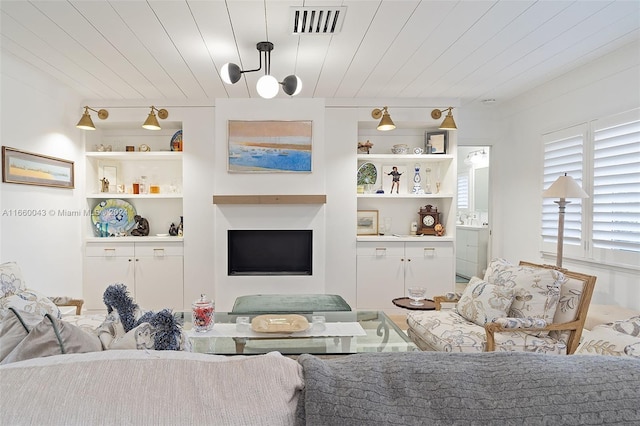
[542,125,586,252]
[541,109,640,269]
[457,174,469,210]
[592,112,640,258]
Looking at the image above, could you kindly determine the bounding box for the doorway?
[456,146,491,287]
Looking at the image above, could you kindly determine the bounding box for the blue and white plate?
[170,130,183,151]
[91,199,137,235]
[357,162,377,186]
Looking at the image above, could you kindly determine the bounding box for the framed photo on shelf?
[425,131,448,154]
[357,210,379,235]
[2,146,74,189]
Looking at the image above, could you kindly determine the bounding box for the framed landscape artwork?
[228,120,312,173]
[357,210,379,235]
[2,146,74,189]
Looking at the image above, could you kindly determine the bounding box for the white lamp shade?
[543,174,588,199]
[256,75,279,98]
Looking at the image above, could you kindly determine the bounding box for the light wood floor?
[387,313,409,331]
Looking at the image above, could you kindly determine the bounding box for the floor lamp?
[543,173,588,268]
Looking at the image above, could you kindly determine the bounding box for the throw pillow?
[0,261,27,298]
[0,289,61,320]
[1,313,102,365]
[484,260,563,327]
[455,277,515,326]
[612,315,640,337]
[575,324,640,358]
[0,307,44,362]
[97,284,186,351]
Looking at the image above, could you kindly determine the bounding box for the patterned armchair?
[407,260,596,355]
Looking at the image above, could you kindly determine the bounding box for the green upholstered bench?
[231,294,351,315]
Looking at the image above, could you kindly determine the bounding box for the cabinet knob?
[128,259,132,262]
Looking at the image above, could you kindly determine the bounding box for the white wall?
[489,40,640,310]
[0,51,84,297]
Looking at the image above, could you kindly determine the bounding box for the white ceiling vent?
[291,7,346,34]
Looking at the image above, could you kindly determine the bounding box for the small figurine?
[100,177,109,193]
[434,223,445,237]
[357,140,373,154]
[387,166,402,194]
[130,215,150,236]
[168,223,178,236]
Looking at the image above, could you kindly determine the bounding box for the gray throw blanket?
[296,352,640,425]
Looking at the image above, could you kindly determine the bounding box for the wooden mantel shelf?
[212,195,327,205]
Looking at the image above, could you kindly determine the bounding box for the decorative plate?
[357,162,377,185]
[251,314,310,333]
[170,130,183,151]
[91,199,137,235]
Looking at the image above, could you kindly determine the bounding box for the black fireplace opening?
[228,230,312,276]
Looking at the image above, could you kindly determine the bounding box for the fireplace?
[227,230,312,276]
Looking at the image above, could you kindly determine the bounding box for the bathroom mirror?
[456,146,491,284]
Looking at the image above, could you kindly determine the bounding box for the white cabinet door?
[135,255,184,311]
[456,227,489,279]
[83,241,183,312]
[83,255,135,312]
[404,242,454,299]
[357,241,453,309]
[356,243,404,310]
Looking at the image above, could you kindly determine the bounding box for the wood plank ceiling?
[1,0,638,106]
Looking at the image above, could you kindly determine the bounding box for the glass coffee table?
[177,311,418,355]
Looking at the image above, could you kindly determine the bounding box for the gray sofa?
[2,350,639,425]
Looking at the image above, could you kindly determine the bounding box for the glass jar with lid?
[192,294,214,332]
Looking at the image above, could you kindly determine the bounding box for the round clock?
[422,215,435,226]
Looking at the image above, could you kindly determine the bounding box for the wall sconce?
[431,107,457,130]
[142,106,169,130]
[221,41,302,99]
[542,173,589,268]
[371,107,396,131]
[76,106,108,130]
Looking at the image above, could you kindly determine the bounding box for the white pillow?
[484,259,563,327]
[0,262,27,298]
[611,316,640,337]
[575,324,640,358]
[456,277,515,326]
[0,290,61,320]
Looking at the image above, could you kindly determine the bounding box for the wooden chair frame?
[51,298,84,315]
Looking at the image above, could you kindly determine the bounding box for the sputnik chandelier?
[220,41,302,99]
